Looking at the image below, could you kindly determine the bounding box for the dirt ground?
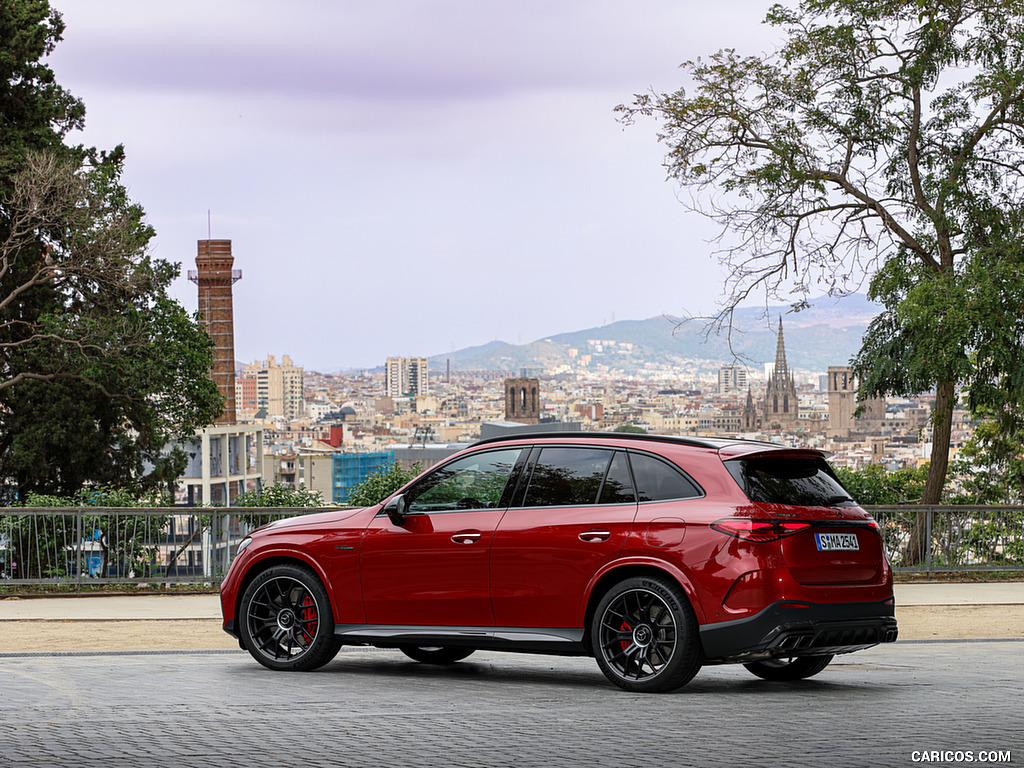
[0,605,1020,653]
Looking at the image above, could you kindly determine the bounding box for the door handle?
[579,531,611,542]
[452,532,482,544]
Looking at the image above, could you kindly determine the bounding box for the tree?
[0,2,84,184]
[947,413,1024,505]
[15,485,170,580]
[0,152,223,501]
[1,5,223,501]
[617,0,1024,505]
[613,424,648,434]
[833,464,927,505]
[345,462,422,507]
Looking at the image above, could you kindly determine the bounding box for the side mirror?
[383,493,408,525]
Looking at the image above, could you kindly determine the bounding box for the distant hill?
[425,294,880,374]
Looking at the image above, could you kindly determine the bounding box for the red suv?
[220,433,897,692]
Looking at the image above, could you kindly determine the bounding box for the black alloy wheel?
[592,575,702,693]
[743,654,834,681]
[399,646,476,665]
[239,564,342,671]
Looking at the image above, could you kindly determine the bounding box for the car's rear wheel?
[743,654,834,681]
[239,564,342,671]
[591,575,702,693]
[399,646,475,665]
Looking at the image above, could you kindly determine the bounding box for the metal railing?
[866,505,1024,576]
[0,507,335,588]
[1,505,1021,587]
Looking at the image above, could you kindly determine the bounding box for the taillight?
[711,518,812,542]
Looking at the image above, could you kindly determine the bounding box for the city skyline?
[47,0,789,370]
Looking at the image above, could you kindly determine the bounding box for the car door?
[489,446,638,629]
[360,447,525,627]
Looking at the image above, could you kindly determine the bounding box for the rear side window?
[629,452,703,502]
[523,447,622,507]
[725,457,852,507]
[599,452,636,504]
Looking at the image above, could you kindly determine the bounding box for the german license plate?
[815,532,859,551]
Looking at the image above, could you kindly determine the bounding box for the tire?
[399,646,475,665]
[238,564,342,671]
[591,575,702,693]
[743,654,834,681]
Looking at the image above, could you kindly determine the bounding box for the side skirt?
[334,624,588,657]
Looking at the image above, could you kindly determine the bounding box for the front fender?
[228,545,358,631]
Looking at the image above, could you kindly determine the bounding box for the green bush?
[346,463,422,507]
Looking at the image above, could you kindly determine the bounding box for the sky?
[46,0,786,371]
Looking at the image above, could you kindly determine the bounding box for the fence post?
[925,506,934,580]
[75,507,83,594]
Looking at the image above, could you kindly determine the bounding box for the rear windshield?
[725,457,854,507]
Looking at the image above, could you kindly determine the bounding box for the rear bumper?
[699,598,898,663]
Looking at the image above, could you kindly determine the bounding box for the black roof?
[470,431,780,451]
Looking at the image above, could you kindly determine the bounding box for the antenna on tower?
[208,210,212,239]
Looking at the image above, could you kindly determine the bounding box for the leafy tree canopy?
[0,4,222,502]
[618,0,1024,503]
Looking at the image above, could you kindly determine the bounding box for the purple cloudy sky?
[47,0,783,370]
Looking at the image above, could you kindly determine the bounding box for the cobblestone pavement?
[1,641,1021,768]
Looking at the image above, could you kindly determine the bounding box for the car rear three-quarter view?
[220,433,897,692]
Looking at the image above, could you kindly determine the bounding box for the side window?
[599,451,636,504]
[404,448,523,513]
[522,447,613,507]
[629,452,703,502]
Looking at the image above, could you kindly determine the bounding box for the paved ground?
[0,641,1020,767]
[0,584,1020,766]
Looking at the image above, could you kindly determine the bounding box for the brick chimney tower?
[188,240,241,424]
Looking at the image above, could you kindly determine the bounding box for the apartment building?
[717,365,748,393]
[243,354,305,419]
[385,356,429,398]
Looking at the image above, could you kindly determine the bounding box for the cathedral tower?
[762,318,800,430]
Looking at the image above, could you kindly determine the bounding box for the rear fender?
[580,556,708,628]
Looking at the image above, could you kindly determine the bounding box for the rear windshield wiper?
[826,495,856,505]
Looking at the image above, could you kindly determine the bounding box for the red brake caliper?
[620,621,632,652]
[301,594,317,642]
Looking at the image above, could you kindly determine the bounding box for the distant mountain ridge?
[419,294,880,374]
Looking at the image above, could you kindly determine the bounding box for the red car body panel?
[490,501,636,628]
[360,509,501,626]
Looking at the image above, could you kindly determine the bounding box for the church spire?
[774,317,790,382]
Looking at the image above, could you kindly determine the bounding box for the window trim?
[625,449,706,503]
[505,443,706,509]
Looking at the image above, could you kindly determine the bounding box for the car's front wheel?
[399,646,475,665]
[743,654,834,681]
[239,564,341,671]
[591,575,702,693]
